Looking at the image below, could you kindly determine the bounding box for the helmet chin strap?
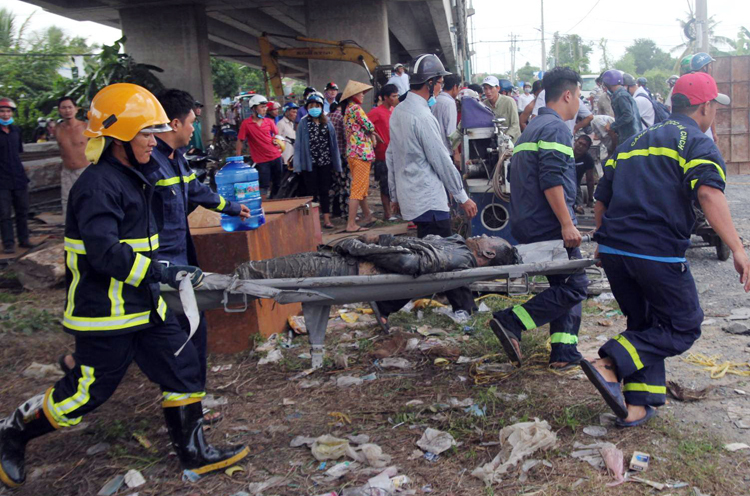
[428,79,436,98]
[124,141,139,168]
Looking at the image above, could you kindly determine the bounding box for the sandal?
[490,318,523,367]
[615,406,657,428]
[549,359,582,372]
[580,359,628,418]
[323,223,335,230]
[345,226,369,233]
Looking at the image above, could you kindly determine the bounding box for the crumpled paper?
[472,419,557,484]
[308,435,392,468]
[416,428,457,455]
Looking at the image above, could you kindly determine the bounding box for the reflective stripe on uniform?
[65,251,81,316]
[611,148,726,182]
[121,233,160,252]
[512,140,574,158]
[63,310,152,331]
[157,296,168,321]
[125,253,151,287]
[45,366,95,427]
[109,278,125,317]
[613,335,645,370]
[209,195,228,212]
[64,234,159,254]
[154,174,196,187]
[512,305,536,330]
[162,391,206,408]
[550,332,579,345]
[623,382,666,394]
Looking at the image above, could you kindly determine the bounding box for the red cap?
[672,72,730,106]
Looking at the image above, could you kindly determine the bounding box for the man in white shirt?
[517,82,535,113]
[431,74,461,152]
[387,63,410,96]
[625,73,655,128]
[532,89,593,137]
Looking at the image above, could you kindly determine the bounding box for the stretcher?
[162,240,596,354]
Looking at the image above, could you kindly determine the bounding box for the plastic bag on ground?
[472,419,557,484]
[416,428,457,455]
[601,444,625,486]
[311,435,351,461]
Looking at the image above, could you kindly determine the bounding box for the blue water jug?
[215,156,262,232]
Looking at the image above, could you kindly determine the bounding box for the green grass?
[0,292,18,303]
[0,306,60,334]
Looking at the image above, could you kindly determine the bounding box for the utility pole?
[554,32,559,68]
[510,33,517,84]
[696,0,709,53]
[540,0,546,70]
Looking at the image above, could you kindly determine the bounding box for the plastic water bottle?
[215,156,261,232]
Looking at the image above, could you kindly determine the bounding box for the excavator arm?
[260,33,381,97]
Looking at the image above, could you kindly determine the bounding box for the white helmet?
[247,94,268,108]
[457,88,480,101]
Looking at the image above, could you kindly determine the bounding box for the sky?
[5,0,749,77]
[469,0,750,75]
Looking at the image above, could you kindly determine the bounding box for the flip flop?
[369,301,390,334]
[549,359,582,372]
[362,220,377,228]
[580,359,628,418]
[490,318,523,367]
[323,224,335,230]
[344,226,369,233]
[615,406,657,428]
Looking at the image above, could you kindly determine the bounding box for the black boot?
[0,393,57,488]
[163,401,248,475]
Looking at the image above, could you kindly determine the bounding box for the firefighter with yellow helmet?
[0,84,248,488]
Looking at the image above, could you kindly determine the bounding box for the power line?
[566,0,601,33]
[0,52,98,57]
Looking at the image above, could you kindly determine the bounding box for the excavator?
[259,32,393,100]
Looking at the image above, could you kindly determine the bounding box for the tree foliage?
[611,39,677,100]
[210,57,265,99]
[516,62,540,83]
[547,33,593,74]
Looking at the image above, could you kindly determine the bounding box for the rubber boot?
[0,393,57,488]
[163,401,248,475]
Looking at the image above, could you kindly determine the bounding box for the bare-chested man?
[56,96,89,217]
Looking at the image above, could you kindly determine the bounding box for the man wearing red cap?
[584,72,750,427]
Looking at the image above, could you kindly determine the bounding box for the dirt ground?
[1,182,750,496]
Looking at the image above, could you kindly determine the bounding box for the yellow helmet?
[84,83,171,141]
[273,136,286,153]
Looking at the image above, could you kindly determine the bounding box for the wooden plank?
[322,221,410,245]
[262,196,314,214]
[0,235,51,262]
[713,55,732,83]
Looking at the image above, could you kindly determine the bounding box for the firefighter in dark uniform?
[583,72,750,427]
[490,67,588,370]
[0,84,248,488]
[59,90,252,415]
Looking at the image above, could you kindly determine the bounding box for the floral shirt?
[308,120,332,168]
[344,103,376,161]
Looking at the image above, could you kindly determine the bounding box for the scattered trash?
[334,354,349,369]
[258,349,283,365]
[132,433,153,450]
[415,325,448,337]
[463,325,475,335]
[472,419,557,484]
[493,392,528,402]
[406,399,424,407]
[339,311,359,323]
[225,465,245,477]
[288,315,308,334]
[417,428,457,455]
[464,404,486,417]
[290,436,316,448]
[86,442,110,456]
[22,362,64,380]
[433,358,450,367]
[307,434,392,468]
[448,397,474,408]
[203,394,229,408]
[97,475,125,496]
[728,307,750,320]
[317,461,328,470]
[456,356,475,364]
[409,449,424,460]
[347,434,370,444]
[378,357,414,369]
[433,307,470,323]
[692,487,711,496]
[594,292,615,302]
[210,364,233,372]
[630,476,666,491]
[477,302,491,313]
[599,413,617,427]
[328,412,352,425]
[336,375,363,387]
[297,353,312,360]
[425,344,461,361]
[181,470,201,483]
[360,373,377,381]
[583,426,607,438]
[325,461,359,479]
[601,445,625,486]
[722,322,750,335]
[247,476,285,495]
[412,299,446,309]
[299,380,321,389]
[597,319,614,327]
[423,452,440,462]
[124,469,145,488]
[572,478,587,488]
[282,398,296,406]
[290,368,315,381]
[256,334,280,352]
[667,381,712,402]
[724,442,750,452]
[736,389,747,395]
[370,332,410,359]
[682,352,750,379]
[570,441,616,470]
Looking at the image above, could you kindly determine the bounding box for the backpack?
[636,93,670,125]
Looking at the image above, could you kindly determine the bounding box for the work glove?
[160,265,205,290]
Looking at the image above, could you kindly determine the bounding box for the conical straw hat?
[341,80,373,101]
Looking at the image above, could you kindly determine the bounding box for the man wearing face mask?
[517,82,535,113]
[0,84,248,489]
[236,94,283,197]
[482,76,520,141]
[490,67,588,372]
[383,54,478,322]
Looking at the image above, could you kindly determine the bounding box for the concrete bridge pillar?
[306,0,390,106]
[119,4,215,143]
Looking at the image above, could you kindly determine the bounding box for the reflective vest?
[63,154,166,335]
